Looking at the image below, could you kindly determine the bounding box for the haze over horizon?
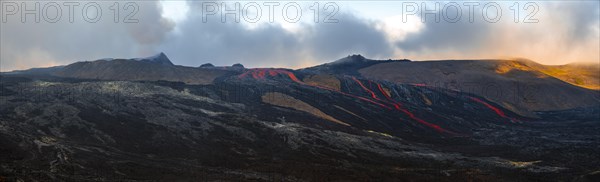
[2,1,600,180]
[1,1,599,71]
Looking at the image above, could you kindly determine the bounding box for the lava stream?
[240,70,457,134]
[352,77,378,99]
[468,97,515,122]
[353,77,455,134]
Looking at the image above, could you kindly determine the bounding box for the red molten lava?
[352,77,378,99]
[353,77,454,134]
[241,71,458,134]
[239,68,303,84]
[376,82,392,100]
[268,70,278,76]
[469,97,508,119]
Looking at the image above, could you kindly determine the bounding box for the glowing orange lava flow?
[267,70,276,76]
[308,77,391,109]
[376,82,392,100]
[352,77,378,99]
[240,69,392,109]
[469,97,510,120]
[352,77,455,134]
[239,70,457,134]
[238,68,302,83]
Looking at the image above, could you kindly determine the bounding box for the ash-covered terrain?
[0,53,599,181]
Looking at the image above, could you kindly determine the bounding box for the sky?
[1,0,599,71]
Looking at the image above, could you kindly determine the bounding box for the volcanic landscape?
[0,53,599,181]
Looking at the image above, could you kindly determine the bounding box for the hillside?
[1,54,599,181]
[356,59,599,116]
[54,59,229,85]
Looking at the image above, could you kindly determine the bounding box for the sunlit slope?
[497,59,600,90]
[359,59,599,115]
[530,62,600,90]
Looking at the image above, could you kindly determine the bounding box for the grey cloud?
[128,1,175,51]
[558,1,600,44]
[159,9,392,68]
[1,1,598,71]
[394,1,600,64]
[396,16,490,52]
[0,1,172,71]
[158,15,304,67]
[395,3,491,53]
[306,13,393,60]
[2,0,393,70]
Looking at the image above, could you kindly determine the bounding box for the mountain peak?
[135,52,174,66]
[231,63,245,70]
[329,54,369,65]
[200,63,215,68]
[348,54,365,60]
[342,54,366,61]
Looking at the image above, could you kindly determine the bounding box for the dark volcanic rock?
[200,63,215,68]
[358,59,600,115]
[301,54,410,75]
[136,52,174,66]
[52,59,230,85]
[1,69,598,181]
[231,63,245,71]
[1,54,599,181]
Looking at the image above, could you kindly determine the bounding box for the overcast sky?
[1,0,599,71]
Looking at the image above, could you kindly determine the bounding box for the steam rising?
[1,1,598,71]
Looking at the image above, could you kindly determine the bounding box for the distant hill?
[1,53,599,180]
[301,54,410,75]
[3,53,231,85]
[3,53,597,114]
[54,59,229,85]
[529,62,600,90]
[356,59,600,115]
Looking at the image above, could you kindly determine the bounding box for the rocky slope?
[328,57,599,116]
[0,54,599,181]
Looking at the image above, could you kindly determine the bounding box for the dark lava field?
[0,54,599,181]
